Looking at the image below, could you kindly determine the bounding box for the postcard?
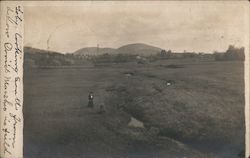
[0,1,249,158]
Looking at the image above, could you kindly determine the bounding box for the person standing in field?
[88,92,94,108]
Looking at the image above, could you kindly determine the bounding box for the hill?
[73,43,162,56]
[24,46,62,54]
[74,47,116,56]
[116,43,162,56]
[24,47,91,67]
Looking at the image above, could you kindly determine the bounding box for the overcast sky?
[24,1,249,54]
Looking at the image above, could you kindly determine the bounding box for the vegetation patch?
[161,64,184,69]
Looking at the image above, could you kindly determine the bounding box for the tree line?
[24,45,245,67]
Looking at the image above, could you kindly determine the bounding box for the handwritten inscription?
[2,116,11,155]
[5,6,23,38]
[1,5,23,157]
[9,113,21,148]
[3,77,12,112]
[4,43,12,73]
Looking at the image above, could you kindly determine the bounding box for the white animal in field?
[166,80,175,86]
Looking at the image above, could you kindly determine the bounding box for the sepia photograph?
[23,1,248,158]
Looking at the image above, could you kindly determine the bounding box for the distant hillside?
[24,46,61,54]
[24,47,90,67]
[73,43,162,56]
[116,43,162,56]
[74,47,116,56]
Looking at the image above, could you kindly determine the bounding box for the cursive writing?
[2,117,11,155]
[1,5,24,157]
[4,42,12,73]
[8,33,22,74]
[3,77,12,111]
[9,113,21,148]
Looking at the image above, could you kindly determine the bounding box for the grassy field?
[24,59,245,158]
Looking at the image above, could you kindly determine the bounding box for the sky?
[24,1,249,54]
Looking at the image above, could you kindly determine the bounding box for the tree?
[159,49,171,59]
[225,45,244,61]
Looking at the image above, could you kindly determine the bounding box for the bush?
[214,45,245,61]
